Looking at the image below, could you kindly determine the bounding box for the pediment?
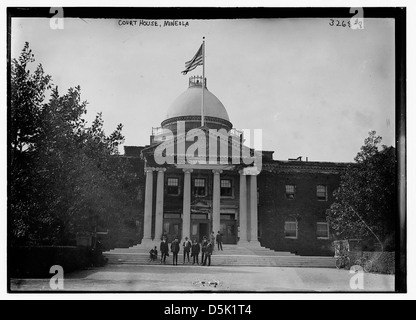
[141,126,260,166]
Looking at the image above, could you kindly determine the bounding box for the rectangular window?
[172,223,180,237]
[192,224,198,236]
[220,214,235,220]
[194,178,206,196]
[317,222,329,239]
[220,179,233,197]
[191,213,207,220]
[284,220,298,239]
[163,222,170,234]
[317,185,327,201]
[164,213,181,219]
[285,184,296,200]
[167,177,179,195]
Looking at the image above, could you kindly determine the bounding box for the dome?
[166,77,230,122]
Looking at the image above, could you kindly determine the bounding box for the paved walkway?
[10,264,395,292]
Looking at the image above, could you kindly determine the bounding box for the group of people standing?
[151,231,223,267]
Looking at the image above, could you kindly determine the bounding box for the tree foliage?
[9,43,139,246]
[327,131,396,250]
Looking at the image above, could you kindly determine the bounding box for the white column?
[212,169,222,235]
[238,170,248,244]
[142,167,154,245]
[182,168,193,240]
[154,168,166,241]
[249,171,260,246]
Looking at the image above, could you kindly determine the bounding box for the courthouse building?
[124,76,348,256]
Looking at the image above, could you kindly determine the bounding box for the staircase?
[103,244,336,268]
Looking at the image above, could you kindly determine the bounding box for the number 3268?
[329,19,351,28]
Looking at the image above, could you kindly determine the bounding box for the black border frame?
[6,6,407,294]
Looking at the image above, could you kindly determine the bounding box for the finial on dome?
[189,76,207,88]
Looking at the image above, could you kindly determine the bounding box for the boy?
[149,246,158,262]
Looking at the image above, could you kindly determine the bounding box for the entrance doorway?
[220,220,237,244]
[191,222,209,243]
[198,223,209,243]
[163,220,182,242]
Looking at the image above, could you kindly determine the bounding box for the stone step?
[103,243,335,268]
[105,252,333,259]
[105,255,334,262]
[105,257,334,263]
[105,260,335,267]
[107,249,295,256]
[105,260,335,268]
[109,245,296,256]
[104,254,335,268]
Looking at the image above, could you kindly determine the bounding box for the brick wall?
[258,168,342,256]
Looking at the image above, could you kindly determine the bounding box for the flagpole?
[201,37,205,127]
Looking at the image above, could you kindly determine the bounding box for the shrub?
[9,246,100,278]
[349,251,395,274]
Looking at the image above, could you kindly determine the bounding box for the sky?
[11,17,396,163]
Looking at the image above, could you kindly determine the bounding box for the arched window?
[284,217,298,239]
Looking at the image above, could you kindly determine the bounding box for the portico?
[141,164,260,245]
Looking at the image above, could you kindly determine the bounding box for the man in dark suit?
[160,237,169,264]
[210,232,216,251]
[216,231,223,251]
[171,237,180,265]
[182,237,192,264]
[191,239,200,265]
[200,236,208,265]
[203,240,213,266]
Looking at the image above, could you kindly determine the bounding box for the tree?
[327,131,396,251]
[9,43,139,246]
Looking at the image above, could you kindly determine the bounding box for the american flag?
[182,43,203,75]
